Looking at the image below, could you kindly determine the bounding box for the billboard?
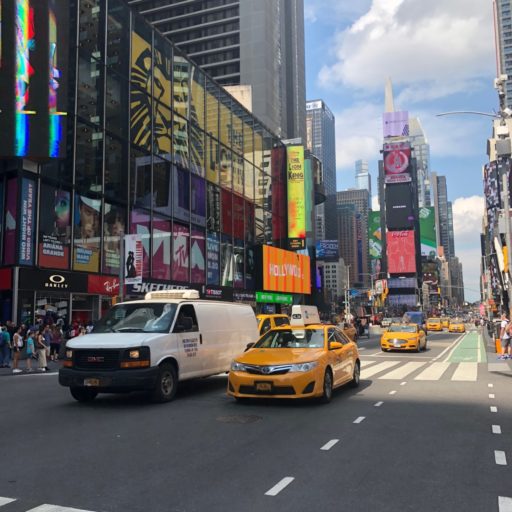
[124,234,143,284]
[383,142,412,184]
[262,245,311,294]
[385,182,415,230]
[316,240,339,261]
[0,0,69,158]
[419,206,437,257]
[286,145,306,249]
[383,111,409,138]
[386,230,416,274]
[368,211,382,259]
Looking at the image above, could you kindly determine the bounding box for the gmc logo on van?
[87,356,105,363]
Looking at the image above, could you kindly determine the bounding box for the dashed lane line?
[389,390,397,395]
[499,496,512,512]
[495,450,507,466]
[490,394,496,399]
[491,406,498,413]
[493,425,502,435]
[374,401,383,407]
[265,477,295,496]
[26,506,96,512]
[353,416,365,424]
[0,497,15,507]
[320,439,339,451]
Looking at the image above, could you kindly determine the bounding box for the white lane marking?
[389,390,397,395]
[451,362,477,381]
[499,496,512,512]
[265,477,295,496]
[19,372,58,378]
[400,381,407,386]
[414,362,450,381]
[489,383,494,388]
[360,361,401,379]
[431,333,466,362]
[360,360,378,368]
[495,450,507,466]
[380,362,426,380]
[358,347,366,351]
[26,506,96,512]
[353,416,366,424]
[320,439,339,451]
[0,497,16,506]
[493,425,502,434]
[490,394,496,399]
[374,401,383,407]
[491,406,498,413]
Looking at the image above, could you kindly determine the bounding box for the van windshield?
[93,303,177,333]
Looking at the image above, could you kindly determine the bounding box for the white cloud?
[304,0,372,25]
[452,196,484,301]
[317,0,494,97]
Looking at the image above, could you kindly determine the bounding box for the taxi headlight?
[289,361,318,372]
[231,361,247,372]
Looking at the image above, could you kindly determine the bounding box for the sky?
[304,0,497,302]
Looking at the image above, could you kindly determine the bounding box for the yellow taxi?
[228,323,360,403]
[256,314,290,335]
[342,323,358,342]
[448,319,466,333]
[426,317,443,331]
[441,317,450,329]
[380,323,427,352]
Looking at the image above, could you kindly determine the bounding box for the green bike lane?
[444,331,487,363]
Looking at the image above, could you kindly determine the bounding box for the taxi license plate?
[84,378,100,387]
[393,341,401,347]
[256,382,272,391]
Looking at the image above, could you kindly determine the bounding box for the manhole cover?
[216,415,262,424]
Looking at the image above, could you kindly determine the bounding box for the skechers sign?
[286,145,306,250]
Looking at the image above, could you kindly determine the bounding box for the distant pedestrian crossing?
[0,497,95,512]
[360,359,484,382]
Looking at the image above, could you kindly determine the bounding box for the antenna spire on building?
[385,77,395,113]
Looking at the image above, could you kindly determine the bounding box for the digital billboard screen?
[0,0,69,159]
[316,240,339,261]
[286,145,306,249]
[385,183,415,230]
[419,206,437,257]
[386,230,416,274]
[368,211,382,259]
[262,245,311,294]
[383,141,412,184]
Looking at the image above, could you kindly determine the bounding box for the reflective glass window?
[173,55,190,120]
[173,114,189,167]
[73,193,101,272]
[190,65,205,131]
[206,136,220,184]
[220,145,232,191]
[172,223,190,282]
[233,155,244,196]
[207,232,220,285]
[75,122,103,195]
[78,0,104,60]
[103,203,126,275]
[218,90,231,147]
[105,71,128,139]
[130,147,151,211]
[153,102,172,160]
[221,189,233,237]
[207,183,220,233]
[220,235,233,287]
[191,226,206,284]
[153,33,172,108]
[130,209,151,278]
[190,125,205,176]
[173,165,190,223]
[77,54,103,125]
[191,175,206,227]
[152,215,171,280]
[244,160,254,201]
[243,114,254,163]
[104,135,127,201]
[153,157,172,217]
[205,79,219,140]
[106,0,130,78]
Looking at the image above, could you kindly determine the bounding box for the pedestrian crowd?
[0,319,92,374]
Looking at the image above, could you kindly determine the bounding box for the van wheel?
[151,363,178,403]
[319,369,333,404]
[70,387,97,402]
[350,361,360,388]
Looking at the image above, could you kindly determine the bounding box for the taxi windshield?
[428,318,441,322]
[388,325,417,333]
[93,303,177,333]
[254,328,325,349]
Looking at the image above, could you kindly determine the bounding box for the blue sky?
[303,0,496,301]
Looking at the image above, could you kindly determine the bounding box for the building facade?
[306,99,337,241]
[0,0,315,325]
[355,160,371,196]
[408,117,431,208]
[494,0,512,108]
[127,0,306,141]
[431,173,455,259]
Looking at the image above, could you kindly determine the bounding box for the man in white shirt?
[499,313,511,360]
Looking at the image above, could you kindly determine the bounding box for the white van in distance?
[59,290,259,403]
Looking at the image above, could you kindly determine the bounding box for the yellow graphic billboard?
[263,246,311,294]
[287,145,306,249]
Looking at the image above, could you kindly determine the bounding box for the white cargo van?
[59,290,259,403]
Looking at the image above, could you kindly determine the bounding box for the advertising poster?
[173,166,190,222]
[172,223,189,282]
[233,195,245,240]
[207,232,220,285]
[130,210,151,279]
[245,246,255,289]
[152,217,171,280]
[39,188,70,269]
[103,204,125,275]
[4,179,18,265]
[221,189,233,236]
[383,111,409,138]
[191,227,206,283]
[190,175,206,227]
[316,240,339,261]
[263,245,311,294]
[19,178,36,265]
[385,182,414,230]
[271,147,287,242]
[286,145,306,249]
[206,182,220,232]
[233,245,244,288]
[73,194,100,272]
[124,234,143,284]
[220,237,233,287]
[383,142,412,184]
[386,230,416,274]
[368,211,382,259]
[419,206,437,257]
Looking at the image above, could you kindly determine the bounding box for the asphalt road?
[1,327,512,512]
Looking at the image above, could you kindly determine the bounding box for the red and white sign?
[124,234,143,284]
[384,142,412,184]
[87,275,120,296]
[386,230,416,274]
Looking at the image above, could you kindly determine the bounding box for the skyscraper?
[408,117,431,207]
[494,0,512,108]
[127,0,306,140]
[355,160,371,196]
[306,99,337,240]
[431,173,455,259]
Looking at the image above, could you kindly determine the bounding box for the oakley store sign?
[19,269,88,292]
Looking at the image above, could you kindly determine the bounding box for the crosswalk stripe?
[414,362,451,381]
[360,360,379,368]
[0,497,16,507]
[360,361,401,379]
[451,362,478,381]
[379,362,426,380]
[26,505,96,512]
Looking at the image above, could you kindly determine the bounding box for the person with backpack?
[12,326,24,374]
[499,313,511,360]
[24,330,35,372]
[0,326,11,368]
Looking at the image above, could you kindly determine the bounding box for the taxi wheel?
[70,387,97,402]
[381,347,387,352]
[151,362,178,403]
[350,361,360,388]
[416,343,421,353]
[320,369,333,404]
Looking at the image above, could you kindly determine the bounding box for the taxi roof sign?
[290,305,321,326]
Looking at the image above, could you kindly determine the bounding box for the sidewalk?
[0,356,62,377]
[482,325,512,372]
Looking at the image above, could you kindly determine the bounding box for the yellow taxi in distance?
[380,323,427,352]
[426,317,442,331]
[441,317,450,329]
[228,324,360,403]
[342,323,358,342]
[448,319,466,333]
[256,314,290,335]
